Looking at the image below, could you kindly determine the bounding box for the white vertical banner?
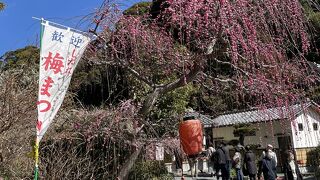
[37,20,92,142]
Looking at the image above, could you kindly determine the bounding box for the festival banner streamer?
[34,19,93,179]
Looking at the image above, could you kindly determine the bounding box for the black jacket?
[283,161,303,180]
[244,150,257,175]
[216,147,227,165]
[259,157,277,180]
[222,146,231,161]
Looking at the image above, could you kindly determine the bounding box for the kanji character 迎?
[70,36,83,48]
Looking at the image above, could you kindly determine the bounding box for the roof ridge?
[216,107,258,117]
[208,102,316,127]
[215,102,313,117]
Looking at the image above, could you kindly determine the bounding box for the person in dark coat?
[216,143,228,180]
[173,148,183,170]
[283,150,303,180]
[258,150,277,180]
[244,145,257,180]
[221,141,231,180]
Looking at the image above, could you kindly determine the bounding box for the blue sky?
[0,0,145,56]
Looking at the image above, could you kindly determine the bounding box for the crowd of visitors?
[183,142,304,180]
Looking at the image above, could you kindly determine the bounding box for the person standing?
[260,144,277,166]
[233,146,244,180]
[216,143,228,180]
[198,148,207,173]
[267,144,277,166]
[283,150,303,180]
[173,148,183,172]
[258,150,277,180]
[244,145,257,180]
[222,141,231,180]
[207,144,216,176]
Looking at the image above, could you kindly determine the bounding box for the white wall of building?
[211,107,320,149]
[291,108,320,148]
[211,120,292,148]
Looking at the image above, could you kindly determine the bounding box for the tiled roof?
[184,112,215,128]
[186,102,317,127]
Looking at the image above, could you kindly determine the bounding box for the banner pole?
[34,139,39,180]
[34,18,43,180]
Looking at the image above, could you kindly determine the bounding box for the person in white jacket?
[206,144,216,176]
[233,146,243,180]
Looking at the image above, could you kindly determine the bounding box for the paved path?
[173,172,316,180]
[174,176,316,180]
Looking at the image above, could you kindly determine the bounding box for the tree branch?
[111,46,154,87]
[213,58,250,77]
[202,72,237,84]
[159,61,203,94]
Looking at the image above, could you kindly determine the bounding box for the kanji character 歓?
[52,31,64,42]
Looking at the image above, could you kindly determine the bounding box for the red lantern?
[179,119,203,156]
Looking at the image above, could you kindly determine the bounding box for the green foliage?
[233,123,257,136]
[189,85,241,116]
[154,84,198,118]
[0,2,5,11]
[233,123,258,145]
[302,1,320,103]
[123,2,152,16]
[230,168,236,179]
[71,61,130,107]
[299,1,320,29]
[307,85,320,104]
[310,12,320,30]
[0,46,39,70]
[129,160,172,180]
[149,84,198,136]
[307,146,320,167]
[307,145,320,177]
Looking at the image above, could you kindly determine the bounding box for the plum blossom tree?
[90,0,319,178]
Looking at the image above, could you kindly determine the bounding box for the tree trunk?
[139,88,160,117]
[118,60,204,179]
[117,145,143,180]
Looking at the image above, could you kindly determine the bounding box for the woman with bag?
[233,146,244,180]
